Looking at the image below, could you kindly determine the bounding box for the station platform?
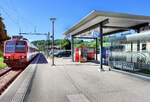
[1,54,150,102]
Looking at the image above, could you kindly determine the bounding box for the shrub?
[0,51,3,57]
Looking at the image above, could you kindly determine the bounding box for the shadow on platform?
[89,60,100,64]
[29,53,48,64]
[37,54,48,64]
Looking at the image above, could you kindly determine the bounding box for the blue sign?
[65,35,70,39]
[92,30,99,38]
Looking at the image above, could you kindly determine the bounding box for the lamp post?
[47,32,50,57]
[50,18,56,66]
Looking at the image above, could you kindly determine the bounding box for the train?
[3,36,39,68]
[109,31,150,72]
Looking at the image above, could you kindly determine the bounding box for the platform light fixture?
[50,18,56,66]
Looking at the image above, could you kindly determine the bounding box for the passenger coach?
[3,36,38,68]
[109,31,150,71]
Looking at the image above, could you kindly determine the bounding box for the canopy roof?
[63,10,150,37]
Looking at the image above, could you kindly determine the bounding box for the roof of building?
[63,10,150,37]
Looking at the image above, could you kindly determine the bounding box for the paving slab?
[24,56,150,102]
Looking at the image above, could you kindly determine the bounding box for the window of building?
[131,42,133,51]
[137,41,140,51]
[142,44,146,50]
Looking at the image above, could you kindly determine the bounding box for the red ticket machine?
[75,46,95,62]
[79,46,86,62]
[75,46,87,62]
[86,47,95,60]
[75,47,79,62]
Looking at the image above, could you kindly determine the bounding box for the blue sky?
[0,0,150,41]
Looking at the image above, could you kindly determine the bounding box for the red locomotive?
[3,36,38,68]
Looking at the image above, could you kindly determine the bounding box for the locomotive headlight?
[20,56,26,62]
[4,56,9,59]
[20,56,26,59]
[21,56,25,58]
[4,56,9,61]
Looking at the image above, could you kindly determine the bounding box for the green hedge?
[0,51,3,57]
[0,57,6,69]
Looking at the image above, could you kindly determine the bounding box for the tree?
[60,39,71,50]
[0,17,10,53]
[0,17,10,41]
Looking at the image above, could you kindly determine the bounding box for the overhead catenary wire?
[0,0,37,33]
[19,32,48,35]
[1,0,34,26]
[0,0,48,41]
[0,7,20,28]
[0,1,21,27]
[20,32,51,57]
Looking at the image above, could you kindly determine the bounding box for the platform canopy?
[63,10,150,37]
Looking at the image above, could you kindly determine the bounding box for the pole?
[19,28,21,36]
[99,24,104,71]
[48,32,50,57]
[50,18,56,66]
[96,38,98,60]
[52,20,55,66]
[71,35,74,62]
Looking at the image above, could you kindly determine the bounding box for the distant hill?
[32,39,62,51]
[32,39,96,51]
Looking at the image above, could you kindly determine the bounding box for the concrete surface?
[24,55,150,102]
[0,54,40,102]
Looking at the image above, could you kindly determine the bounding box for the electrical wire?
[0,7,20,28]
[0,0,36,33]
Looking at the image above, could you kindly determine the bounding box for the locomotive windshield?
[5,41,15,53]
[5,41,26,53]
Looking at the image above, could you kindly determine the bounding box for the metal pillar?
[95,38,98,60]
[52,20,55,66]
[108,37,112,71]
[50,18,56,66]
[99,24,104,71]
[136,28,140,33]
[71,35,74,62]
[47,32,50,57]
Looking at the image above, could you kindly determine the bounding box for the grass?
[0,57,6,69]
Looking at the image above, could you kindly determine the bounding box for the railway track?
[0,54,40,95]
[0,68,23,95]
[0,67,11,77]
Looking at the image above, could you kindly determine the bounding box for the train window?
[131,42,133,51]
[15,41,26,53]
[5,41,15,53]
[127,44,131,51]
[5,41,27,53]
[137,41,140,51]
[142,44,146,50]
[132,43,137,52]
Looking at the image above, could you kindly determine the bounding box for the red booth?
[75,46,95,62]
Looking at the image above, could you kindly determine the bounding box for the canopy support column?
[71,35,74,62]
[99,24,104,71]
[95,38,98,60]
[98,19,109,71]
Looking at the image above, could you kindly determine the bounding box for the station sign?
[92,30,100,38]
[65,34,70,39]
